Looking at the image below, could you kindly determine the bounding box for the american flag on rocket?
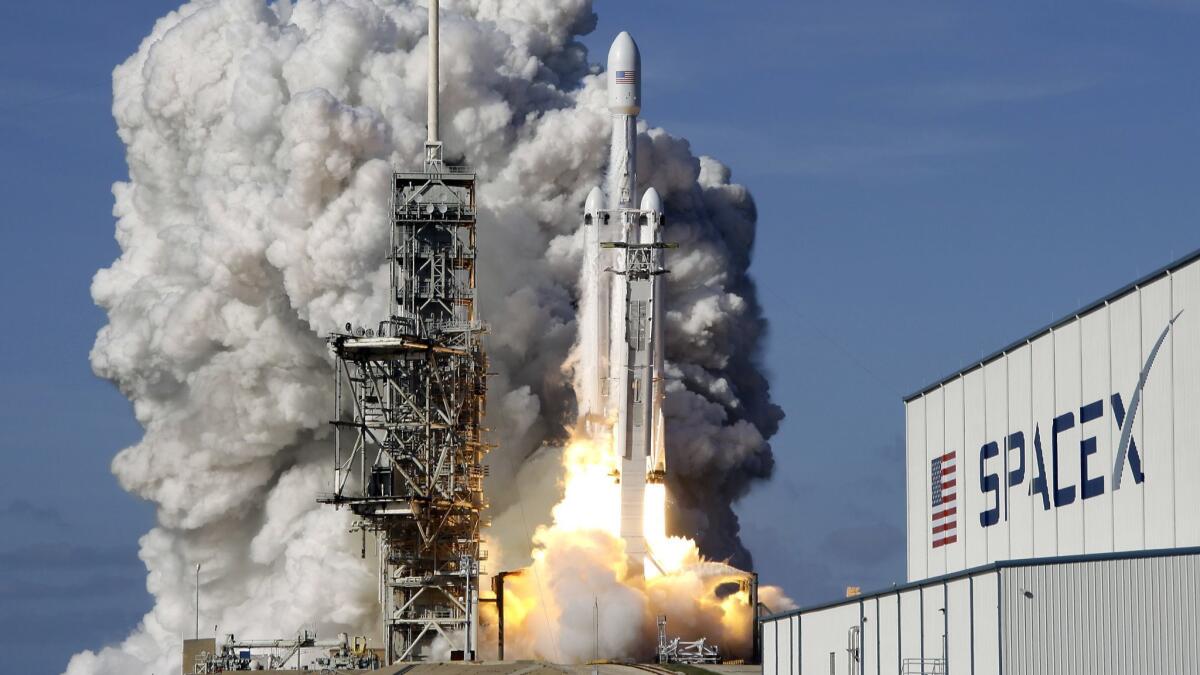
[615,70,637,84]
[931,451,957,548]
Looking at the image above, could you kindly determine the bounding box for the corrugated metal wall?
[762,571,996,675]
[906,257,1200,581]
[1002,555,1200,674]
[798,602,859,675]
[762,551,1200,675]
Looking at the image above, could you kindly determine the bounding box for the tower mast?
[322,0,488,662]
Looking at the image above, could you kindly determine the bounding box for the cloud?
[0,498,66,526]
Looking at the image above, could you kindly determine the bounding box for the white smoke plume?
[71,0,783,672]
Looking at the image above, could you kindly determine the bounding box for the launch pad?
[313,7,761,666]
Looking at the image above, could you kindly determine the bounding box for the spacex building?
[761,250,1200,674]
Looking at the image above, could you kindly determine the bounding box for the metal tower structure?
[320,0,488,662]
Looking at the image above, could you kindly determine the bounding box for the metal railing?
[901,657,946,675]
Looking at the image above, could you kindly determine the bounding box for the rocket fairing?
[607,31,641,210]
[580,31,669,572]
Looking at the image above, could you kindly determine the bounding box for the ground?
[242,661,762,675]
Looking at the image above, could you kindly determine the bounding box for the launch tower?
[320,0,488,663]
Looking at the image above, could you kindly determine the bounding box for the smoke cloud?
[72,1,783,672]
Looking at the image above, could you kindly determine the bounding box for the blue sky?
[3,1,1200,673]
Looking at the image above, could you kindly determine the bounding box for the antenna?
[194,563,201,640]
[425,0,443,168]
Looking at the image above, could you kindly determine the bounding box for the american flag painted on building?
[931,451,957,548]
[615,70,637,84]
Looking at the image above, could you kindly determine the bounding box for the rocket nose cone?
[607,31,639,72]
[584,186,604,215]
[639,187,663,214]
[607,31,641,115]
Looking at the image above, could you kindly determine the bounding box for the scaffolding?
[321,156,488,662]
[318,0,489,662]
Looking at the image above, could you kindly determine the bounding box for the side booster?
[580,31,671,572]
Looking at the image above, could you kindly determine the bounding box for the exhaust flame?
[493,433,794,661]
[550,436,621,536]
[643,483,694,579]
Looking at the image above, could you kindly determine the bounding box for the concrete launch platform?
[239,662,758,675]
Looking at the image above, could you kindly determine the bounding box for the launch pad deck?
[231,663,753,675]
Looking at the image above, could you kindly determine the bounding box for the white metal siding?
[876,594,899,675]
[764,617,778,675]
[1109,289,1145,552]
[799,603,861,675]
[763,579,987,675]
[1001,555,1200,674]
[861,598,877,675]
[973,572,999,675]
[984,358,1008,562]
[963,369,987,568]
[777,614,792,675]
[1141,280,1174,549]
[944,378,967,574]
[906,257,1200,578]
[1006,347,1033,560]
[1030,332,1057,559]
[790,616,800,675]
[924,387,946,577]
[1174,262,1200,547]
[907,397,927,581]
[761,551,1200,675]
[1080,308,1112,554]
[945,578,971,674]
[1053,321,1084,556]
[898,588,921,666]
[920,584,944,666]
